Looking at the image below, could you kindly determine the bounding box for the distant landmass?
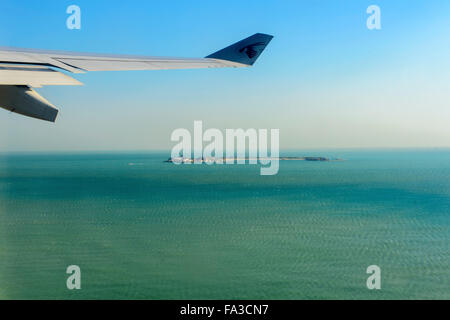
[165,156,343,163]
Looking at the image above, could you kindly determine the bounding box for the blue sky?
[0,0,449,151]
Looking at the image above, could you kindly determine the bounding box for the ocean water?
[0,150,448,300]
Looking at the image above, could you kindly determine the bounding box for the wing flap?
[53,57,241,71]
[0,64,83,87]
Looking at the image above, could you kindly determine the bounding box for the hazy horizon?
[1,147,449,155]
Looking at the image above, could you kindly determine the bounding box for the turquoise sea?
[0,150,448,299]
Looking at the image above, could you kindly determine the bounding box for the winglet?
[206,33,273,66]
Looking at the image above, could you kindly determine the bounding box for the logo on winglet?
[239,42,266,59]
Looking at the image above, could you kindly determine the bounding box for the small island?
[165,156,343,163]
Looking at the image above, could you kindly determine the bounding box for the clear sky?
[0,0,449,151]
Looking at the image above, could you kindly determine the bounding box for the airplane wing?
[0,33,273,122]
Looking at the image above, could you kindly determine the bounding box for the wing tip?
[206,32,274,66]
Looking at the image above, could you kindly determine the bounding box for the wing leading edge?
[0,33,273,121]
